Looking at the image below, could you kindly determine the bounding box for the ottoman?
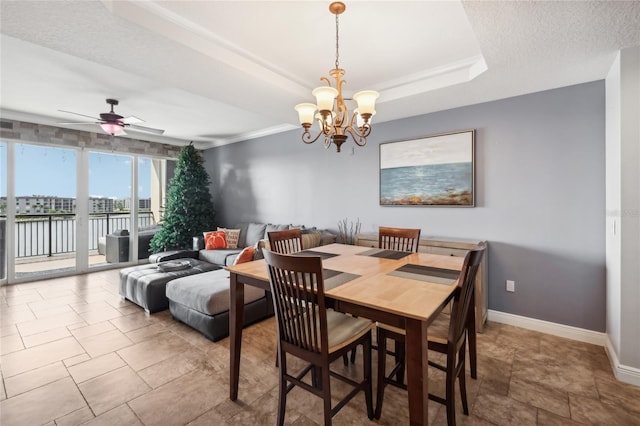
[166,269,274,342]
[119,259,219,313]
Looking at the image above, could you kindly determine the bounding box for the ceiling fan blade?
[127,124,165,135]
[122,116,144,125]
[58,110,102,121]
[57,121,99,125]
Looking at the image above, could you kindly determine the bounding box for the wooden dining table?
[226,243,464,426]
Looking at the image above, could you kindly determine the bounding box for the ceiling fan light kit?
[58,98,165,136]
[99,122,125,136]
[295,1,379,153]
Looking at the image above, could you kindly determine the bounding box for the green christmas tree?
[150,144,215,253]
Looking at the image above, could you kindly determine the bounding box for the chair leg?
[445,354,457,426]
[276,352,287,426]
[467,315,477,380]
[468,290,477,379]
[363,336,374,419]
[350,346,357,363]
[394,340,405,384]
[312,365,322,388]
[321,365,332,426]
[459,364,469,416]
[374,328,387,420]
[459,346,469,416]
[342,353,349,366]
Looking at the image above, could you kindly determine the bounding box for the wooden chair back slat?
[268,229,304,254]
[264,250,327,354]
[378,227,421,252]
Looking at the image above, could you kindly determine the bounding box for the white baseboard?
[488,310,640,386]
[605,336,640,387]
[487,309,606,345]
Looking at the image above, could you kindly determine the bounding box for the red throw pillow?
[204,230,227,250]
[233,246,255,265]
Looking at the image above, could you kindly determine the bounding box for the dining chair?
[378,226,421,252]
[267,229,305,367]
[345,226,422,366]
[268,228,303,254]
[374,242,486,426]
[380,225,479,380]
[263,250,375,426]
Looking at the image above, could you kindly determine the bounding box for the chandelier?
[294,2,379,153]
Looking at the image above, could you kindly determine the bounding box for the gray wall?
[204,81,606,332]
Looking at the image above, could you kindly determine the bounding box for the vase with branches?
[337,217,361,245]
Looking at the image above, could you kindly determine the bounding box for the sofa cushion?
[265,223,290,239]
[244,223,267,247]
[234,223,251,248]
[301,232,322,249]
[166,269,265,316]
[199,248,241,265]
[204,230,227,249]
[301,226,318,234]
[320,230,337,246]
[218,227,240,249]
[233,246,255,265]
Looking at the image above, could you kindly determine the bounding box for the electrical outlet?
[506,280,515,292]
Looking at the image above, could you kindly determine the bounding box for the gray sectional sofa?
[120,221,336,342]
[193,222,336,268]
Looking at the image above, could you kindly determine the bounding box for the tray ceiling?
[1,1,638,149]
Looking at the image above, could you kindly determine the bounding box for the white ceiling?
[1,1,639,150]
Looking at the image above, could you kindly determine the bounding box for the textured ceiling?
[1,1,638,150]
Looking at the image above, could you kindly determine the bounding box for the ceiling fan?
[58,98,165,136]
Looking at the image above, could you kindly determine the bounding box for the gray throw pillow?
[234,223,251,247]
[265,223,290,239]
[245,223,267,247]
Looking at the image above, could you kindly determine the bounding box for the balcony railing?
[1,212,154,259]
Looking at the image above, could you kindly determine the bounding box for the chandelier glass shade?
[295,2,379,153]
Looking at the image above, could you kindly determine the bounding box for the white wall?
[605,52,622,356]
[606,46,640,385]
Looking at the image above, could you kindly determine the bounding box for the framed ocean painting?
[379,130,475,207]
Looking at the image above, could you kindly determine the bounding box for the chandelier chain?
[335,12,340,69]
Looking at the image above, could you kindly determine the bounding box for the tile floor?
[1,269,639,425]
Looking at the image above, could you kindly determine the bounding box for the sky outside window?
[15,144,76,197]
[13,145,150,199]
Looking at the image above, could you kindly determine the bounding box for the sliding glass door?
[88,152,133,268]
[1,140,174,284]
[0,142,6,284]
[13,144,78,278]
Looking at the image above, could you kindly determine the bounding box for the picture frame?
[379,129,475,207]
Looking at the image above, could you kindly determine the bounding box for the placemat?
[295,250,340,259]
[358,248,411,260]
[323,269,361,290]
[388,264,459,285]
